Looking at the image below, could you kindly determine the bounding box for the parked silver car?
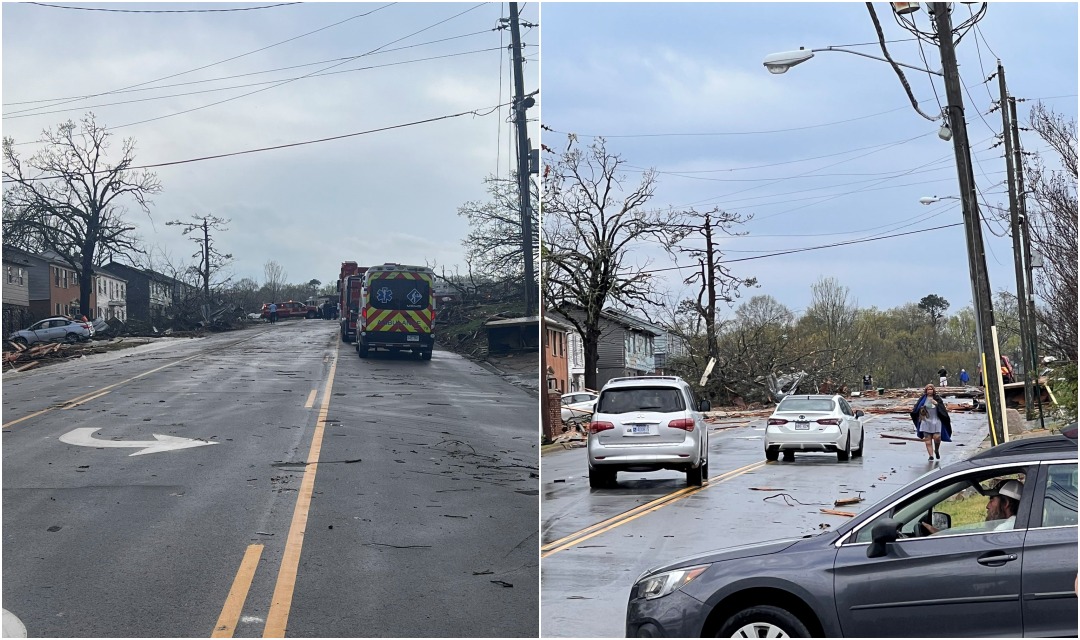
[9,316,94,346]
[587,376,711,488]
[764,394,865,462]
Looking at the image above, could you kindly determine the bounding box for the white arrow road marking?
[59,428,219,456]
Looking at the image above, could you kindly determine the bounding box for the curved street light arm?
[812,46,943,77]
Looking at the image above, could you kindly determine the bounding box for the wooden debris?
[880,434,923,442]
[750,487,786,491]
[834,497,864,507]
[820,508,856,517]
[13,361,40,372]
[8,340,26,352]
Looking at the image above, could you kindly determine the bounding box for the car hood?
[638,536,806,579]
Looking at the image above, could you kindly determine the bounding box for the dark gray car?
[626,430,1078,637]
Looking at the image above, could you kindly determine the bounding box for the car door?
[837,397,860,447]
[832,468,1025,637]
[38,319,64,342]
[1020,461,1078,637]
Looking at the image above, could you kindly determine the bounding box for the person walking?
[959,368,970,385]
[910,383,952,462]
[268,302,278,325]
[937,366,948,387]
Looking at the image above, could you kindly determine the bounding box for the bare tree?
[667,207,757,360]
[1023,102,1077,361]
[458,174,539,284]
[2,113,161,317]
[165,214,233,310]
[263,260,287,302]
[542,138,682,390]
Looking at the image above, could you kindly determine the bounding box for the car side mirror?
[698,399,711,412]
[867,518,901,558]
[855,410,865,418]
[931,511,951,532]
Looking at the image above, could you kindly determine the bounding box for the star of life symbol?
[406,288,423,305]
[376,287,393,304]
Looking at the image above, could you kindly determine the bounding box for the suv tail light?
[668,418,695,431]
[816,418,841,425]
[767,418,788,426]
[589,421,614,434]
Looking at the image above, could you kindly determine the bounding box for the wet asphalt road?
[2,320,538,637]
[539,400,991,638]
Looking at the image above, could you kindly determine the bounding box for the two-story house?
[555,306,663,390]
[2,245,34,335]
[103,262,175,322]
[94,268,128,322]
[544,315,571,394]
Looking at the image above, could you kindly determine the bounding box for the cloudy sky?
[3,2,538,291]
[541,2,1077,318]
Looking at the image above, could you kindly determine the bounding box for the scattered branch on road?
[762,493,830,507]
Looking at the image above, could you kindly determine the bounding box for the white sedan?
[764,394,865,462]
[9,316,94,346]
[560,391,598,424]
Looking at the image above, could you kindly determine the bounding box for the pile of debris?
[4,341,79,372]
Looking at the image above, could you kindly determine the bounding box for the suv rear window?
[598,387,686,414]
[778,398,835,413]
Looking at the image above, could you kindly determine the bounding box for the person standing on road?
[268,302,278,324]
[959,368,970,385]
[862,374,873,391]
[937,366,948,387]
[910,384,952,462]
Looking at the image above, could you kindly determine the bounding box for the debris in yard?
[820,508,856,517]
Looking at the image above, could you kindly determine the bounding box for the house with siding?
[94,268,128,322]
[13,250,97,320]
[102,262,175,322]
[2,246,34,334]
[554,306,663,390]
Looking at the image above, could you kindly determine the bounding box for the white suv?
[587,376,711,488]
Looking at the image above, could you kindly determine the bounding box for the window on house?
[54,268,60,287]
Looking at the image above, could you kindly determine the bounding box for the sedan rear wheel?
[686,463,704,487]
[852,427,865,458]
[837,432,851,462]
[64,333,79,344]
[765,447,779,462]
[717,605,810,638]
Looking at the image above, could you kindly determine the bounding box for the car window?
[1040,462,1078,528]
[852,467,1028,543]
[838,399,853,416]
[777,398,835,413]
[597,387,686,414]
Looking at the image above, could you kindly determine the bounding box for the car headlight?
[634,565,708,600]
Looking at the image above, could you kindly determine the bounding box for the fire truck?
[355,264,436,360]
[337,261,368,342]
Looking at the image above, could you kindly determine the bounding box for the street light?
[764,3,1009,446]
[919,195,959,205]
[762,46,943,76]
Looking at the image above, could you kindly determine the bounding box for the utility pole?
[509,2,535,317]
[1009,96,1045,428]
[932,3,1007,445]
[997,61,1035,418]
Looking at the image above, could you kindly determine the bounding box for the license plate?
[627,424,651,435]
[406,335,419,342]
[794,423,810,430]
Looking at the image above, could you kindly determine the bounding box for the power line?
[3,30,500,108]
[8,4,397,119]
[3,47,509,120]
[2,103,509,183]
[27,2,300,12]
[631,222,966,275]
[112,3,491,129]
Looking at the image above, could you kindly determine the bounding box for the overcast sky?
[541,2,1077,318]
[3,2,538,291]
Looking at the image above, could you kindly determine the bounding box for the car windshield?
[777,398,835,413]
[598,387,685,414]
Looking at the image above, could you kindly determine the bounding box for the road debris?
[820,508,857,517]
[834,497,864,507]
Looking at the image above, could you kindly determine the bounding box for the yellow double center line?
[541,461,766,558]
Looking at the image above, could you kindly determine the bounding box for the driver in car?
[920,478,1023,535]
